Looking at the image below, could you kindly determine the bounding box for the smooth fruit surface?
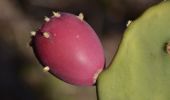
[97,1,170,100]
[31,12,105,86]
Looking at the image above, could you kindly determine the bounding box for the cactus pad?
[97,1,170,100]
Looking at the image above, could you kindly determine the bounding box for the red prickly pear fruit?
[31,12,105,86]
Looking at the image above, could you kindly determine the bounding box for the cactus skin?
[97,1,170,100]
[31,12,105,86]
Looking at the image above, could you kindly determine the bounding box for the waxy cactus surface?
[31,12,105,86]
[97,1,170,100]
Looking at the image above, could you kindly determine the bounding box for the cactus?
[97,1,170,100]
[30,12,105,86]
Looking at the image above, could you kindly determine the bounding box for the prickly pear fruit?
[31,12,105,86]
[97,1,170,100]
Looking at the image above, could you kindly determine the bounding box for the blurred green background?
[0,0,162,100]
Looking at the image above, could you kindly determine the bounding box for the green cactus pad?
[97,1,170,100]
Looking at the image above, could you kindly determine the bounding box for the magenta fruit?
[30,12,105,86]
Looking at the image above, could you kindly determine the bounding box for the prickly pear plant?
[30,12,105,86]
[97,1,170,100]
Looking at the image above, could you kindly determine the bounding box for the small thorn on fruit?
[43,66,50,72]
[126,20,132,27]
[30,31,36,36]
[93,68,103,84]
[53,11,61,17]
[43,32,50,38]
[77,13,84,21]
[167,41,170,55]
[44,16,50,22]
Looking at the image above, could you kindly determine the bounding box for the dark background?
[0,0,162,100]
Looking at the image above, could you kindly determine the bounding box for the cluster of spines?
[126,20,132,27]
